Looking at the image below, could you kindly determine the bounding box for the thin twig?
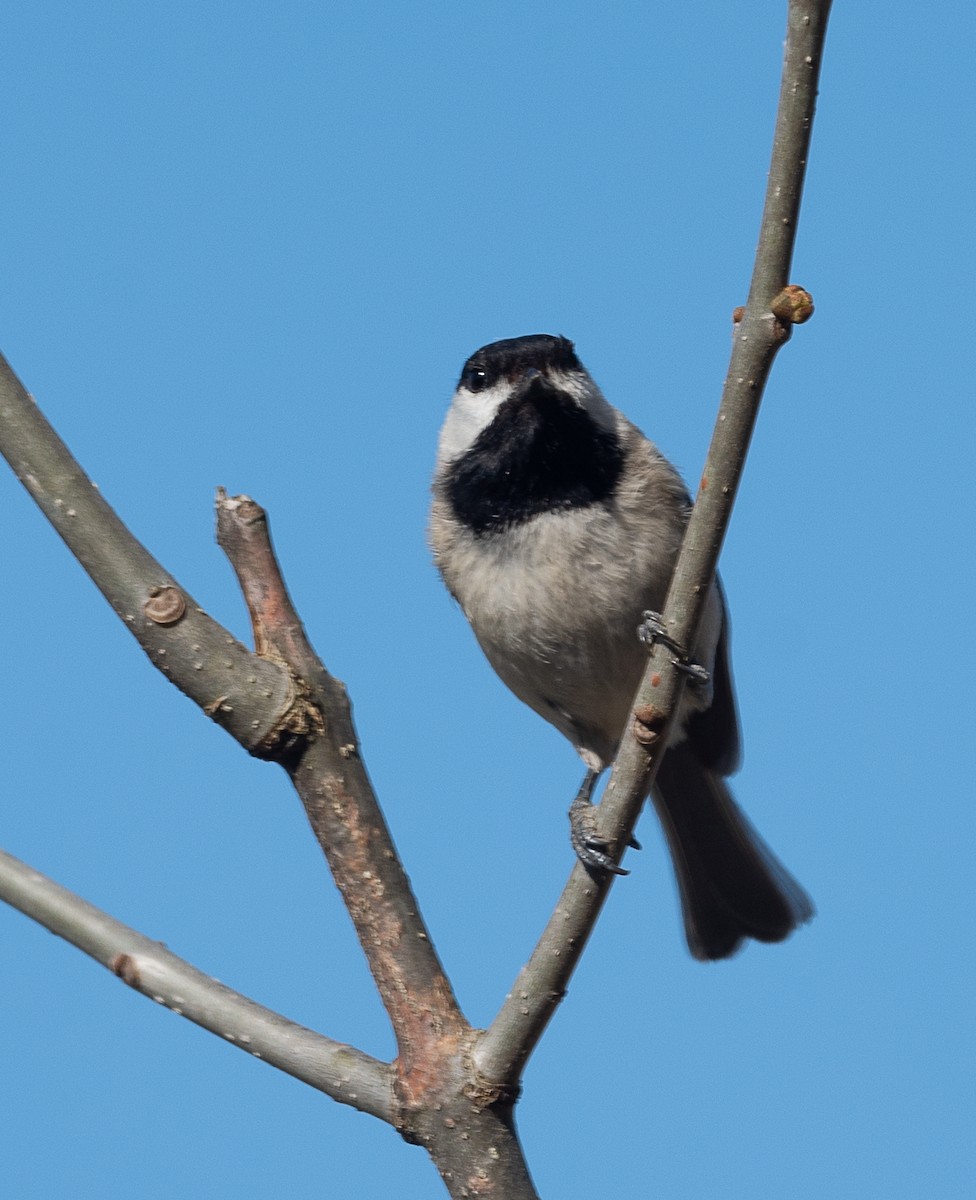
[215,493,469,1076]
[212,496,544,1196]
[0,358,296,753]
[475,0,833,1086]
[0,358,470,1079]
[0,374,540,1196]
[0,849,395,1119]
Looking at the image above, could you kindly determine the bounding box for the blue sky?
[2,3,973,1197]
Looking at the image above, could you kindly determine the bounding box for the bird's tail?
[651,742,814,960]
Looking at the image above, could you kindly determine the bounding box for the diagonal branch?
[212,499,543,1195]
[0,356,466,1076]
[214,492,469,1085]
[0,366,537,1196]
[0,848,395,1119]
[0,357,295,754]
[475,0,833,1086]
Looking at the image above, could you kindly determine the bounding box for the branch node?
[632,703,666,747]
[771,284,815,324]
[249,674,324,762]
[110,952,141,988]
[143,585,187,626]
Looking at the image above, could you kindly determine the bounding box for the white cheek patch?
[436,368,618,470]
[436,382,510,466]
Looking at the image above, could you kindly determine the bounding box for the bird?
[429,333,813,960]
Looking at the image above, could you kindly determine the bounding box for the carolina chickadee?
[430,334,813,960]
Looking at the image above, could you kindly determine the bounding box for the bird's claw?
[675,660,710,685]
[568,774,633,877]
[638,610,711,687]
[572,825,630,876]
[638,610,673,650]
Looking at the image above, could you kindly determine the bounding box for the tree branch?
[211,493,540,1194]
[0,357,295,754]
[0,356,468,1072]
[0,369,539,1196]
[0,848,395,1120]
[214,494,469,1079]
[0,4,831,1193]
[474,0,833,1087]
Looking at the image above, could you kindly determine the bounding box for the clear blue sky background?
[2,4,973,1197]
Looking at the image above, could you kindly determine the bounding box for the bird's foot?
[638,610,710,686]
[568,771,639,877]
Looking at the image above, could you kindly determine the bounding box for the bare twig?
[0,358,295,753]
[0,357,468,1075]
[0,373,540,1196]
[475,0,833,1086]
[0,849,395,1118]
[214,495,468,1079]
[212,493,539,1195]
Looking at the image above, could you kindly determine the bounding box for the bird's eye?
[463,367,489,393]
